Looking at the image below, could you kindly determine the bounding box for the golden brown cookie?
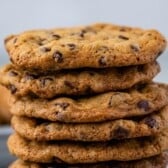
[9,152,168,168]
[0,85,11,124]
[5,23,166,71]
[10,83,168,123]
[0,62,160,98]
[8,130,168,164]
[11,106,168,141]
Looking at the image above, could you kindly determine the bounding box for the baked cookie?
[10,83,168,123]
[0,62,160,98]
[9,152,168,168]
[0,85,11,124]
[4,23,166,71]
[8,130,168,164]
[11,106,168,141]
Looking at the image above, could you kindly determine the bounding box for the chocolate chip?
[118,35,129,40]
[53,51,63,63]
[79,29,87,37]
[7,84,17,94]
[144,117,158,128]
[64,81,75,89]
[10,57,14,63]
[41,47,51,52]
[67,43,76,50]
[113,126,129,139]
[88,71,95,76]
[40,77,53,87]
[137,100,149,111]
[13,38,17,44]
[98,56,107,66]
[25,72,39,80]
[52,34,61,40]
[38,41,43,46]
[8,71,18,76]
[55,102,70,110]
[130,44,140,52]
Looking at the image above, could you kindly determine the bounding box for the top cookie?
[5,23,166,71]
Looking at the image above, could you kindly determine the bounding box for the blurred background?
[0,0,167,82]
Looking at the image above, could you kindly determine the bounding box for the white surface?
[0,0,167,81]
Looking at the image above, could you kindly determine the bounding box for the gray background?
[0,0,167,82]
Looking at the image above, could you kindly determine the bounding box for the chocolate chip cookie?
[0,62,160,98]
[11,105,168,141]
[10,83,168,123]
[8,129,168,164]
[4,23,166,71]
[9,152,168,168]
[0,85,11,124]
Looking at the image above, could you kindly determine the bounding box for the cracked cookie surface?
[0,62,160,98]
[4,23,166,71]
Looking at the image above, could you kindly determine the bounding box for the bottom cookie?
[8,130,168,164]
[9,152,168,168]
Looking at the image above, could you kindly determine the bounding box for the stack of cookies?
[0,23,168,168]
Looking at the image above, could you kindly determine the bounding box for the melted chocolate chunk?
[144,117,158,128]
[41,47,51,52]
[137,100,149,111]
[118,35,129,40]
[130,44,140,52]
[113,126,129,139]
[53,51,63,63]
[7,84,17,94]
[98,56,107,66]
[64,81,75,89]
[88,71,95,76]
[13,38,17,44]
[52,34,61,40]
[55,102,70,110]
[10,57,14,63]
[8,71,18,76]
[79,29,87,37]
[67,43,76,50]
[25,72,39,80]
